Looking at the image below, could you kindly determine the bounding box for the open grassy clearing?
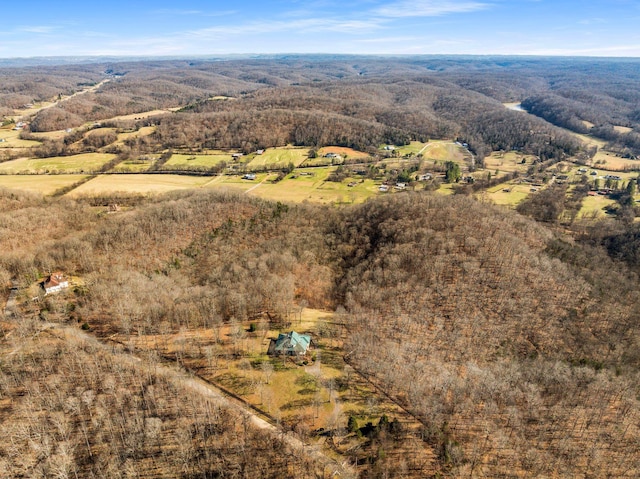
[115,126,156,143]
[110,159,155,173]
[484,182,532,206]
[106,109,174,122]
[422,141,466,162]
[246,147,310,170]
[578,194,617,219]
[11,101,56,117]
[590,151,640,171]
[316,146,369,159]
[112,307,422,443]
[0,128,41,148]
[250,169,379,204]
[614,125,634,134]
[164,152,233,168]
[67,174,214,196]
[0,153,116,174]
[385,141,428,156]
[29,129,68,141]
[206,173,274,192]
[0,174,88,195]
[484,151,535,174]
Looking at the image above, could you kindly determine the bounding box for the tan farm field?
[0,153,116,174]
[0,174,89,195]
[67,174,215,196]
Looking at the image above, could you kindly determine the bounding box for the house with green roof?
[267,331,314,356]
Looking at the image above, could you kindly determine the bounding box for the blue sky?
[1,0,640,58]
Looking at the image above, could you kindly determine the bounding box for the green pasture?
[246,147,309,170]
[0,174,88,195]
[207,173,273,192]
[111,159,154,173]
[116,126,156,144]
[238,167,378,204]
[578,194,617,219]
[0,153,116,174]
[484,151,535,174]
[0,129,41,148]
[164,153,234,169]
[389,141,428,156]
[422,141,466,162]
[484,182,532,206]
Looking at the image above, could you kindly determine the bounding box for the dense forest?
[2,185,640,477]
[5,56,625,162]
[2,56,640,477]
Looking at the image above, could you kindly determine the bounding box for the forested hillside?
[1,186,639,477]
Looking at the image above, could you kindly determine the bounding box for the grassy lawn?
[0,174,89,195]
[67,174,214,196]
[578,194,617,219]
[484,182,532,206]
[0,129,41,148]
[246,147,310,170]
[165,153,234,169]
[115,126,156,144]
[29,130,68,141]
[0,153,116,174]
[424,141,467,162]
[590,152,640,172]
[483,151,535,174]
[389,141,428,156]
[249,168,378,204]
[206,173,274,192]
[107,109,173,122]
[110,159,155,173]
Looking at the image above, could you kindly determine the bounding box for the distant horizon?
[2,52,640,68]
[2,1,639,59]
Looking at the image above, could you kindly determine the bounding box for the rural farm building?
[267,331,314,356]
[41,272,69,295]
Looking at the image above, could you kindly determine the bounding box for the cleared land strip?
[42,322,354,478]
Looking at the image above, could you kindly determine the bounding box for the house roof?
[273,331,312,354]
[44,272,67,289]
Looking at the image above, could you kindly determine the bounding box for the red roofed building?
[42,272,69,295]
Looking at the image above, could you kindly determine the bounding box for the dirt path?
[245,174,271,194]
[18,79,111,121]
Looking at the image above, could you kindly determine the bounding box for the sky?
[1,0,640,58]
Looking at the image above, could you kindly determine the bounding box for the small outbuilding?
[41,272,69,295]
[267,331,314,356]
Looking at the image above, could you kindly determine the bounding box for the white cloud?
[18,26,57,34]
[374,0,489,18]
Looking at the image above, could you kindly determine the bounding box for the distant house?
[418,173,432,181]
[267,331,314,356]
[383,145,395,151]
[324,152,341,160]
[41,272,69,295]
[379,184,389,192]
[255,149,265,155]
[395,182,407,190]
[232,153,244,159]
[242,173,256,180]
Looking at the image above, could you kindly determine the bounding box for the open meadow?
[164,152,234,169]
[0,153,116,174]
[246,146,310,170]
[67,174,215,196]
[0,174,88,195]
[0,128,41,148]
